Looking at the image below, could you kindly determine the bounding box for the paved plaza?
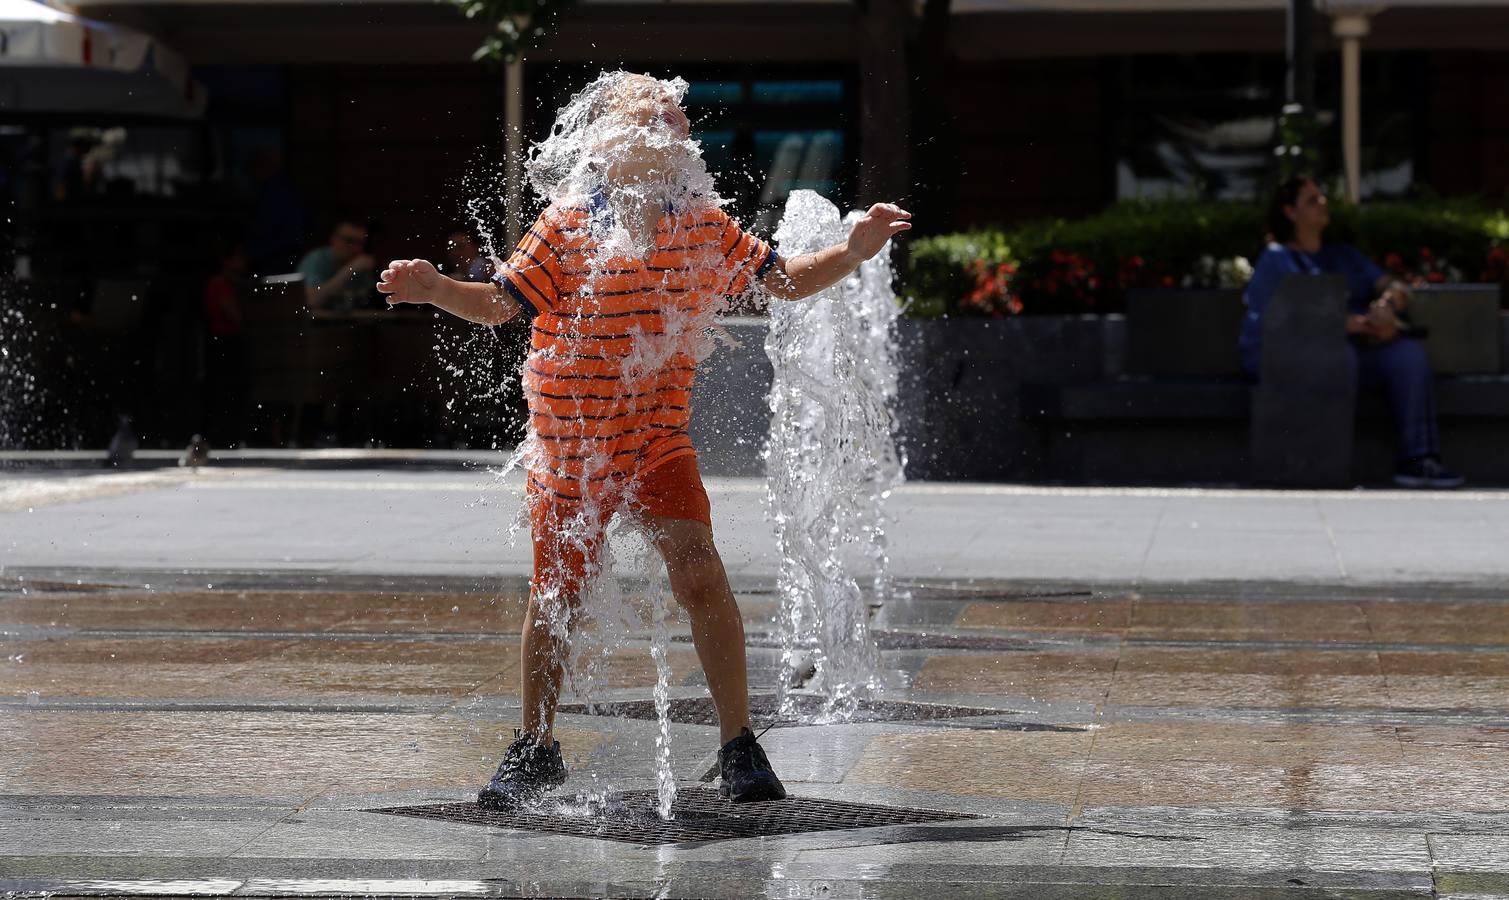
[3,464,1509,897]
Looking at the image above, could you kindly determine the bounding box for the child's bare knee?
[667,547,728,605]
[528,588,582,631]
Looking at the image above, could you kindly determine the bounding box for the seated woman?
[1239,175,1464,488]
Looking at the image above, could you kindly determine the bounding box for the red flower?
[1482,246,1508,283]
[962,256,1024,316]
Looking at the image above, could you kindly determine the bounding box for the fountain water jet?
[766,189,906,721]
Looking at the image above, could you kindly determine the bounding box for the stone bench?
[1022,280,1509,486]
[1024,374,1509,422]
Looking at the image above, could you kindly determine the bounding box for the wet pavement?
[3,467,1509,897]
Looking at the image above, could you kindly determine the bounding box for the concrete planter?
[689,318,777,477]
[894,315,1120,480]
[1125,288,1244,377]
[692,314,1122,481]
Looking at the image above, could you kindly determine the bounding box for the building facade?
[7,0,1508,451]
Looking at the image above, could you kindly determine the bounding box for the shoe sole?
[719,781,788,803]
[476,791,529,810]
[477,774,568,810]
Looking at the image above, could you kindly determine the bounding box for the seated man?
[298,216,378,312]
[444,227,493,283]
[1240,176,1463,489]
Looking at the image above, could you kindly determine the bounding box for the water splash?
[0,301,30,450]
[643,546,678,820]
[0,280,67,454]
[766,189,906,721]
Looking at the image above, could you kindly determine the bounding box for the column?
[858,0,911,205]
[1332,12,1373,204]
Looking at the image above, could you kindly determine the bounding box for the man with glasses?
[298,217,378,312]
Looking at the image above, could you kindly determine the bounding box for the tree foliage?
[450,0,576,63]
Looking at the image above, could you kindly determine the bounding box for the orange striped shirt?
[497,196,776,502]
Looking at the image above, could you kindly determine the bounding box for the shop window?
[1113,53,1424,201]
[529,65,856,229]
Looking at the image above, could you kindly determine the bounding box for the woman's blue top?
[1239,241,1384,374]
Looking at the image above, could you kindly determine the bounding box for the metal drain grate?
[373,789,980,845]
[556,693,1009,727]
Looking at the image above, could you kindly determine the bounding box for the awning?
[951,0,1509,9]
[0,0,205,117]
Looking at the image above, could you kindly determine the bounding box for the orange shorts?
[528,454,712,596]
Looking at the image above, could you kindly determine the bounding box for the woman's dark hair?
[1266,174,1314,244]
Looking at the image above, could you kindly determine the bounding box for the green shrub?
[1338,201,1509,284]
[904,230,1014,318]
[907,198,1509,317]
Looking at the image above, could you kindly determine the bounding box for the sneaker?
[718,727,787,803]
[477,730,568,809]
[1394,456,1466,489]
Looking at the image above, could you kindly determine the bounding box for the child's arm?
[764,202,912,301]
[378,259,521,325]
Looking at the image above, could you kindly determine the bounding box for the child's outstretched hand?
[378,259,442,306]
[844,203,912,262]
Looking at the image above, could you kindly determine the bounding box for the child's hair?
[583,75,635,126]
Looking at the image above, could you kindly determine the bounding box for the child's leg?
[519,592,581,745]
[522,499,602,744]
[649,515,752,745]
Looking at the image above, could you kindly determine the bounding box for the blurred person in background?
[444,227,493,283]
[298,216,377,312]
[53,132,100,203]
[203,237,252,447]
[1240,175,1463,489]
[244,147,307,275]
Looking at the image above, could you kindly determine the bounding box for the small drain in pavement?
[872,631,1036,651]
[896,584,1095,602]
[673,630,1035,652]
[556,693,1009,727]
[373,789,980,845]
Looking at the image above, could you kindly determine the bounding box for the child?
[378,72,910,806]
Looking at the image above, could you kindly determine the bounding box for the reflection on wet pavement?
[3,578,1508,896]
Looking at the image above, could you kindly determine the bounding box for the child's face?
[595,75,693,187]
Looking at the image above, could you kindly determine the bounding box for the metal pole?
[1286,0,1315,110]
[505,55,525,248]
